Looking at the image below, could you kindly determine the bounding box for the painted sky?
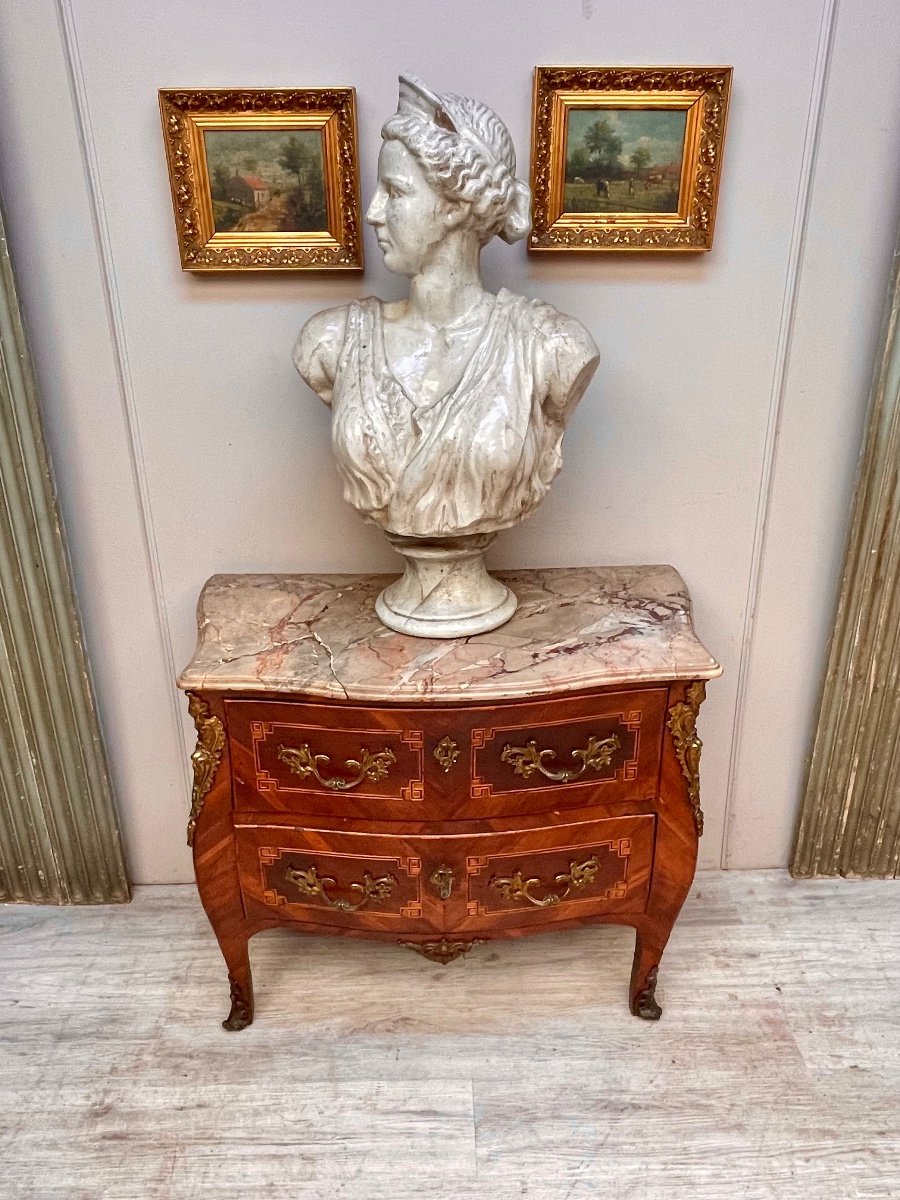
[567,108,687,168]
[203,128,323,186]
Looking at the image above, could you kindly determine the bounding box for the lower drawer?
[236,812,654,935]
[236,824,441,933]
[444,814,654,932]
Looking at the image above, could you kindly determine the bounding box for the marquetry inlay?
[258,846,423,918]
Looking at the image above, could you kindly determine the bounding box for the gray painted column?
[0,207,129,903]
[793,231,900,878]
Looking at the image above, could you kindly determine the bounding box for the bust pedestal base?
[376,531,517,638]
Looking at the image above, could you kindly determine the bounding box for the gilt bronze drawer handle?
[277,743,396,791]
[500,733,620,783]
[490,855,600,908]
[429,864,454,900]
[433,736,460,773]
[284,864,398,912]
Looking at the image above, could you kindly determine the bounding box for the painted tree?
[630,146,653,180]
[211,164,230,201]
[566,145,591,181]
[278,136,312,189]
[583,118,623,179]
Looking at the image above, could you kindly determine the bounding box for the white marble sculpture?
[294,74,599,637]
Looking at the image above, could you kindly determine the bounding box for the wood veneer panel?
[226,686,666,822]
[188,672,706,1026]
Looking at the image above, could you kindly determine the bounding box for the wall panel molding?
[0,207,129,903]
[793,229,900,877]
[56,0,190,788]
[720,0,838,865]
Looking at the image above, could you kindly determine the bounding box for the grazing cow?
[646,172,663,187]
[595,177,609,198]
[573,176,586,185]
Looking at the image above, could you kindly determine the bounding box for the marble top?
[177,566,721,703]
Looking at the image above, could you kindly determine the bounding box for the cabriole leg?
[629,927,664,1020]
[220,935,254,1031]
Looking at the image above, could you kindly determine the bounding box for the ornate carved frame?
[529,66,732,253]
[158,87,364,271]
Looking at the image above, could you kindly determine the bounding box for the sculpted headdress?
[393,73,531,244]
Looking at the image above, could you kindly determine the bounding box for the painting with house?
[203,128,327,233]
[564,108,687,215]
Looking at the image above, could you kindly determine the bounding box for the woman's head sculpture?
[294,74,599,638]
[365,75,531,275]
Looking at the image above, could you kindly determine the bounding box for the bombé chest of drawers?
[177,565,720,1030]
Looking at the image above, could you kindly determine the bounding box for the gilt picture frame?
[158,87,364,271]
[530,66,732,253]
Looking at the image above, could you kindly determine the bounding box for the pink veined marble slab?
[178,566,721,703]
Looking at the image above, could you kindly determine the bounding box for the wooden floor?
[1,871,898,1199]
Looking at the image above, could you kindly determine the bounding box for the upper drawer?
[466,690,665,810]
[226,687,666,821]
[227,700,426,815]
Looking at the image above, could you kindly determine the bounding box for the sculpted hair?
[381,110,531,246]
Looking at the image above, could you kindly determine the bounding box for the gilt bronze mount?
[501,734,620,783]
[278,742,397,791]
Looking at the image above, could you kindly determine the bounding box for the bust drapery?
[298,288,596,538]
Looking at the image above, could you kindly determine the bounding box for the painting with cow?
[564,107,686,215]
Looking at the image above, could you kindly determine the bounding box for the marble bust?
[294,75,599,637]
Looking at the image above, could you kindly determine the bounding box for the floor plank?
[1,870,898,1198]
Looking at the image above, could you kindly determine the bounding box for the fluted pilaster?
[0,207,129,902]
[793,232,900,877]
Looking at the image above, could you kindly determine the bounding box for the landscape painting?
[203,128,327,234]
[564,108,688,214]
